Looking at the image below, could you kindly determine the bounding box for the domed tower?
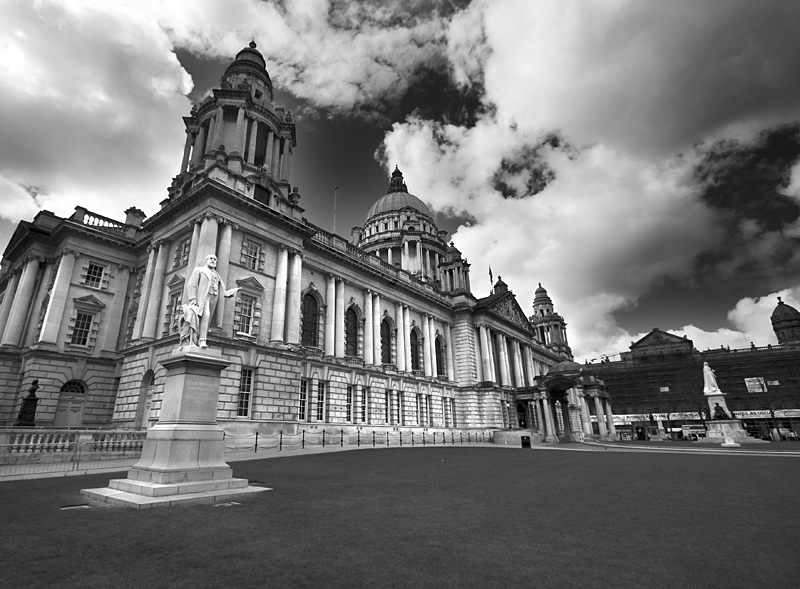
[772,297,800,345]
[173,41,297,202]
[352,167,451,285]
[528,283,572,359]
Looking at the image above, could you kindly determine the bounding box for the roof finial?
[249,39,257,49]
[778,296,783,303]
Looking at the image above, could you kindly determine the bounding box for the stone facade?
[0,43,580,441]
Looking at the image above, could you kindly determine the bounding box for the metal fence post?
[302,429,305,449]
[279,431,283,451]
[255,431,259,453]
[323,430,326,447]
[341,429,344,447]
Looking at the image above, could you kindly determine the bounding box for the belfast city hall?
[0,43,617,444]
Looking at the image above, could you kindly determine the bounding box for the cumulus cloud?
[0,0,191,225]
[382,0,800,359]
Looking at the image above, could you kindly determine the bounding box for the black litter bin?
[521,436,531,448]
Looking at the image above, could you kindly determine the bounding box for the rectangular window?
[442,397,449,427]
[238,295,256,335]
[316,381,326,422]
[346,385,353,422]
[241,240,261,271]
[384,390,390,424]
[427,395,433,426]
[361,386,368,424]
[71,312,93,346]
[238,368,253,417]
[416,394,422,426]
[85,263,104,289]
[450,398,457,428]
[165,292,182,335]
[299,379,307,422]
[173,238,191,268]
[397,391,403,426]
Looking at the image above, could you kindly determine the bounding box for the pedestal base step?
[82,483,270,509]
[110,476,249,497]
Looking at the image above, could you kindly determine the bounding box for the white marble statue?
[180,253,240,348]
[702,361,720,394]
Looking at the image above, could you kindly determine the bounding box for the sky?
[2,0,800,363]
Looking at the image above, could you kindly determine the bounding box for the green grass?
[1,447,799,588]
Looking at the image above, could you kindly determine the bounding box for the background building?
[589,300,800,439]
[0,43,611,443]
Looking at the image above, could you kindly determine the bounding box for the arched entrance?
[53,381,87,427]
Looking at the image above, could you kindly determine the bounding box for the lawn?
[1,447,798,588]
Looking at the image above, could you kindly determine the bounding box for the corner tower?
[528,283,572,359]
[772,297,800,345]
[172,41,297,203]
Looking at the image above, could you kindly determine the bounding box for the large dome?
[365,166,433,223]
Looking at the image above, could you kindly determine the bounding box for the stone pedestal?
[700,419,767,446]
[82,347,269,508]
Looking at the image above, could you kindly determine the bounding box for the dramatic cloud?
[382,0,800,359]
[0,0,191,227]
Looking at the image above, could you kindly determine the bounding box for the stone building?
[0,43,613,442]
[588,300,800,438]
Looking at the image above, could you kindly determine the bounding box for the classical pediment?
[629,329,693,357]
[73,294,105,310]
[486,294,532,332]
[236,276,264,291]
[167,274,185,289]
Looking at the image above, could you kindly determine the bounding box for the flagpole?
[334,186,338,235]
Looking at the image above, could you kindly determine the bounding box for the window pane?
[301,294,318,347]
[71,313,93,346]
[381,320,391,364]
[85,264,103,289]
[345,308,358,356]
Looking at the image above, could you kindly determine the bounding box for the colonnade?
[524,394,616,440]
[475,324,541,388]
[182,106,292,181]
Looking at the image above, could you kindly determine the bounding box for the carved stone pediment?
[487,294,532,332]
[73,295,105,310]
[236,276,264,291]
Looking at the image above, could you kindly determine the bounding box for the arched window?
[345,307,358,356]
[410,330,420,371]
[380,319,392,364]
[301,294,319,347]
[435,337,444,376]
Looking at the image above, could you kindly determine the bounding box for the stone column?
[281,146,291,181]
[216,222,234,331]
[132,245,157,340]
[1,256,42,347]
[403,241,409,271]
[364,289,373,365]
[196,214,220,268]
[479,325,493,384]
[269,246,288,342]
[579,396,593,436]
[604,399,617,437]
[560,401,572,438]
[39,251,78,343]
[422,313,432,377]
[334,277,344,357]
[324,274,335,355]
[0,270,21,340]
[180,130,194,173]
[434,252,440,282]
[265,131,274,173]
[141,241,170,340]
[247,118,258,165]
[271,137,282,180]
[101,265,132,352]
[185,219,203,274]
[192,125,206,167]
[387,248,393,266]
[415,241,422,274]
[211,106,224,150]
[542,398,556,439]
[372,293,381,364]
[206,118,216,156]
[285,251,302,344]
[403,305,412,370]
[444,322,454,381]
[524,345,536,386]
[495,333,510,386]
[474,327,484,383]
[234,108,246,154]
[396,303,406,372]
[511,341,523,387]
[593,396,608,437]
[428,316,437,375]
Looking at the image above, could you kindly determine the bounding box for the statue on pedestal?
[702,362,720,394]
[180,254,240,348]
[712,402,730,420]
